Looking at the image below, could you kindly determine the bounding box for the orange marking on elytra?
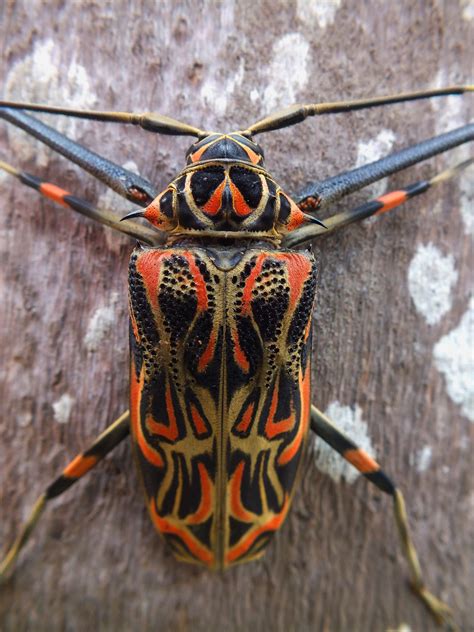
[184,253,208,311]
[235,402,255,433]
[344,449,380,473]
[63,454,97,479]
[190,404,209,436]
[277,252,311,312]
[226,497,289,563]
[149,500,214,565]
[231,328,250,373]
[301,362,311,433]
[374,190,408,214]
[229,461,254,522]
[278,368,310,465]
[130,361,164,468]
[187,462,213,524]
[146,383,179,441]
[265,384,294,439]
[202,179,226,215]
[197,329,216,372]
[241,254,265,315]
[136,250,166,314]
[129,304,140,343]
[39,182,70,207]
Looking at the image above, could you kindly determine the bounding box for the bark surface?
[0,2,472,631]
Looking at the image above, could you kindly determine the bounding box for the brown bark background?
[0,1,472,631]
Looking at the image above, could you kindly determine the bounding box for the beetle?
[0,86,472,628]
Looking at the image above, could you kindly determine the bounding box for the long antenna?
[0,101,207,138]
[244,85,474,136]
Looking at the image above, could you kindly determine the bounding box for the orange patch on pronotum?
[202,179,226,215]
[229,181,252,216]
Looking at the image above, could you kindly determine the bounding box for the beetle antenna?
[244,85,474,135]
[0,101,207,138]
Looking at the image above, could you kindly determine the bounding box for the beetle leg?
[310,405,457,631]
[285,156,473,248]
[0,158,162,245]
[0,108,158,204]
[0,410,130,580]
[295,124,473,213]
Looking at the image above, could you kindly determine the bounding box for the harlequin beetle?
[0,85,472,629]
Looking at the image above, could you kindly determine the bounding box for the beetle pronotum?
[0,86,472,629]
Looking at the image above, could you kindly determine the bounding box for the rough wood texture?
[0,2,472,630]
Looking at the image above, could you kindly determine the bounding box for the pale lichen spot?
[461,0,474,21]
[312,402,376,484]
[459,169,474,235]
[261,33,310,111]
[434,298,474,422]
[4,39,97,166]
[410,444,433,473]
[200,58,245,117]
[250,89,260,104]
[434,95,466,136]
[296,0,342,28]
[17,411,33,428]
[0,168,9,190]
[84,293,119,352]
[407,243,458,326]
[53,393,75,424]
[431,72,470,157]
[355,129,396,199]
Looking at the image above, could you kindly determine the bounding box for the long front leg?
[295,124,473,212]
[0,411,130,579]
[0,159,162,244]
[284,157,472,248]
[0,108,158,204]
[310,405,456,630]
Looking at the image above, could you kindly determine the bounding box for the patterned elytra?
[140,133,309,236]
[1,87,469,625]
[129,244,317,568]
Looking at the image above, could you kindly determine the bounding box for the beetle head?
[185,133,265,166]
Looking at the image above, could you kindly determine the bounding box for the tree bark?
[0,1,472,630]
